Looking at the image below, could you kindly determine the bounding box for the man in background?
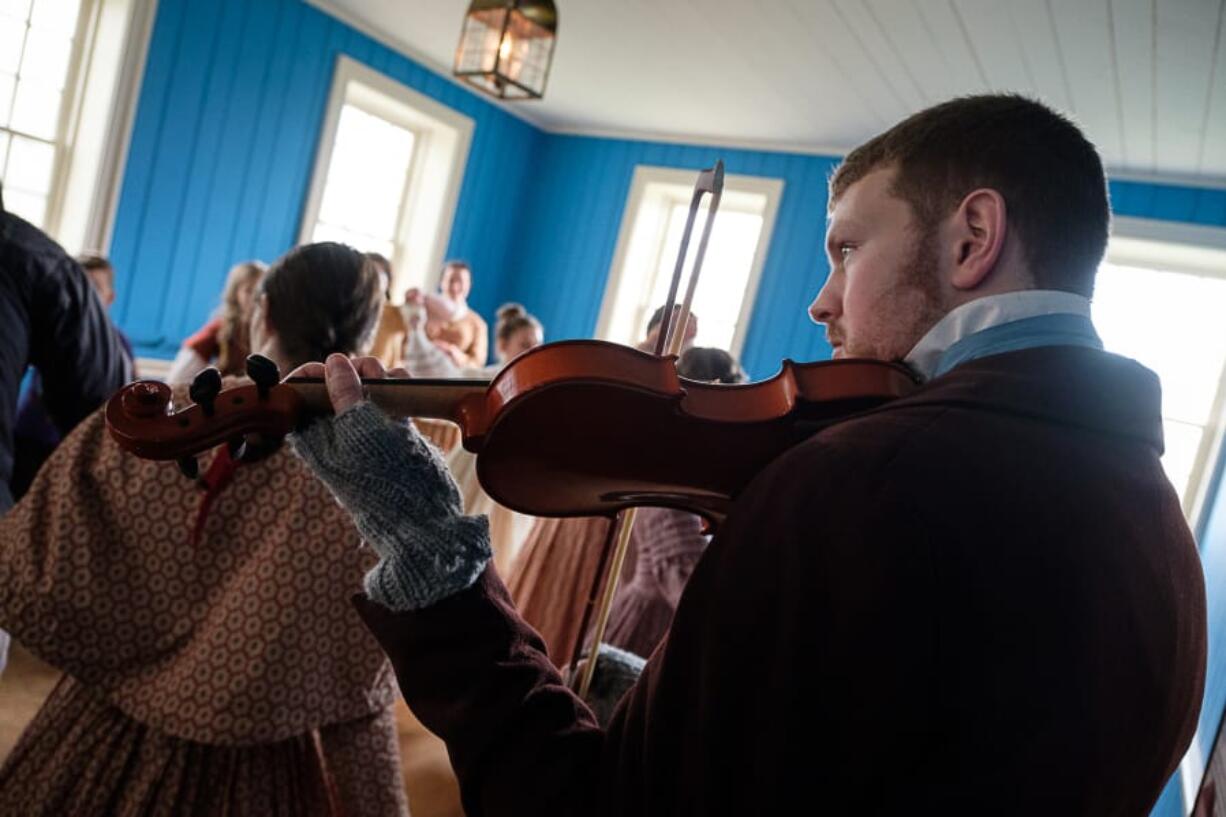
[0,185,132,673]
[11,253,134,500]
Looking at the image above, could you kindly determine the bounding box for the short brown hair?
[261,243,383,368]
[830,94,1109,296]
[77,253,113,279]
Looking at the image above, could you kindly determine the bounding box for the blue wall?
[109,0,541,358]
[1112,180,1226,226]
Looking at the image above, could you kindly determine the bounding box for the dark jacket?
[356,345,1207,816]
[0,207,132,511]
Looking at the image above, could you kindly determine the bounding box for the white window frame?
[1105,217,1226,528]
[59,0,159,254]
[2,0,156,252]
[299,55,474,296]
[595,165,784,357]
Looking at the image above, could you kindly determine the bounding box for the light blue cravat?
[933,313,1103,379]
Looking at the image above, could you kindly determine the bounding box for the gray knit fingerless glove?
[290,402,491,611]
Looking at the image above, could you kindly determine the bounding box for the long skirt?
[504,516,615,667]
[0,675,408,817]
[446,447,535,576]
[413,419,461,455]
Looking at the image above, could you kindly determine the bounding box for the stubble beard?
[844,229,946,364]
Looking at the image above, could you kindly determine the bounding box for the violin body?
[468,340,917,523]
[106,340,918,527]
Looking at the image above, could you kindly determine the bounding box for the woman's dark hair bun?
[497,302,527,321]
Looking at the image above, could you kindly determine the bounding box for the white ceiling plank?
[862,0,962,106]
[1046,0,1125,165]
[1198,1,1226,177]
[951,0,1034,93]
[730,0,870,143]
[1109,0,1156,173]
[829,0,928,110]
[913,1,990,97]
[1155,0,1221,176]
[1006,1,1075,114]
[780,0,909,128]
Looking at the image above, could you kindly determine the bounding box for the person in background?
[10,254,134,501]
[674,346,745,384]
[366,252,409,369]
[0,242,407,816]
[396,268,489,455]
[166,259,265,383]
[504,308,700,667]
[403,299,541,380]
[403,301,545,576]
[0,187,132,675]
[424,261,488,369]
[639,303,698,353]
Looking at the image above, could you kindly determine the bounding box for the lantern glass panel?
[498,9,553,94]
[455,7,508,75]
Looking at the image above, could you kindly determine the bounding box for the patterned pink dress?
[0,406,408,816]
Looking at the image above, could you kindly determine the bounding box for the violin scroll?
[106,367,305,464]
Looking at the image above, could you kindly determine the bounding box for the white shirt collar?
[904,290,1093,380]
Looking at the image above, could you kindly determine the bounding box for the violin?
[106,345,917,525]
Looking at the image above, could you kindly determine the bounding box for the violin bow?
[574,160,725,699]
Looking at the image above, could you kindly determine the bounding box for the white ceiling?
[313,0,1226,184]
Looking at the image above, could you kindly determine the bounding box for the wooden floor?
[0,641,463,816]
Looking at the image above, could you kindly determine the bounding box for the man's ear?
[948,188,1007,291]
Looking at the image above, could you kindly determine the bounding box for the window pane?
[0,131,10,171]
[4,133,54,193]
[20,27,72,88]
[1093,263,1226,425]
[315,104,414,245]
[0,0,32,21]
[645,202,764,351]
[0,23,24,74]
[29,0,79,34]
[2,186,45,226]
[9,78,59,138]
[0,74,14,126]
[311,221,394,260]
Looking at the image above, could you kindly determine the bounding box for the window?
[301,56,474,294]
[0,0,154,250]
[0,0,89,229]
[596,166,784,355]
[1091,222,1226,519]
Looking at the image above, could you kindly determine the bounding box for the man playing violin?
[291,95,1206,814]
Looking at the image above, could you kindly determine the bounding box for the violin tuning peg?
[227,436,247,461]
[246,354,279,400]
[189,367,223,417]
[177,456,199,480]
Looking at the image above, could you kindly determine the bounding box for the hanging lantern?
[454,0,558,100]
